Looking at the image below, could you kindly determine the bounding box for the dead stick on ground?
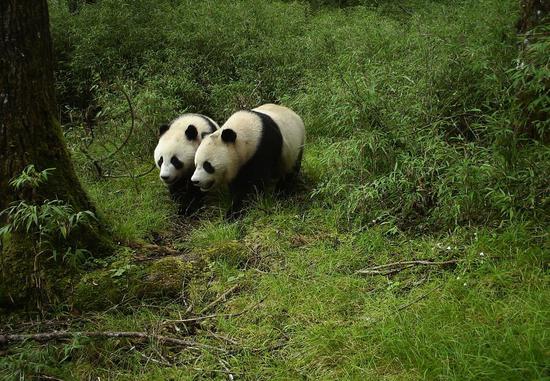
[165,298,265,325]
[357,264,415,276]
[396,286,439,311]
[0,331,225,352]
[356,259,458,275]
[199,284,240,315]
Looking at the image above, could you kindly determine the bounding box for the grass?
[1,0,549,380]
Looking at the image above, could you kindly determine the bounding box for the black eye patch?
[203,161,215,174]
[171,156,183,169]
[157,157,163,167]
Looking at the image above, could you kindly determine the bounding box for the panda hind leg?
[276,148,304,196]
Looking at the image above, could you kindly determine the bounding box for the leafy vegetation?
[0,166,97,309]
[1,0,548,380]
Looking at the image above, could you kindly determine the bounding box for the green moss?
[71,254,210,310]
[198,240,251,268]
[139,257,196,298]
[72,270,123,311]
[0,235,81,309]
[0,239,35,307]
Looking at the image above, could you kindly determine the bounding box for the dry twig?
[101,163,156,179]
[199,284,241,315]
[165,298,264,325]
[396,286,439,311]
[0,331,225,352]
[356,259,458,276]
[96,85,135,163]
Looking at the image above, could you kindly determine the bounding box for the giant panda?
[191,104,305,219]
[154,113,218,215]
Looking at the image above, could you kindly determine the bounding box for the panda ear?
[185,124,198,140]
[159,123,170,137]
[221,129,237,143]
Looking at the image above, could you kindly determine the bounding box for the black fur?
[159,123,170,136]
[226,111,283,220]
[275,145,303,195]
[185,124,198,140]
[168,177,205,216]
[170,156,183,169]
[221,129,237,143]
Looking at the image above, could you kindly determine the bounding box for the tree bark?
[0,0,111,308]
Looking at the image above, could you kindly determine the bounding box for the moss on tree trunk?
[0,0,112,309]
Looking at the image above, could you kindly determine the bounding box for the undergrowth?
[1,0,548,380]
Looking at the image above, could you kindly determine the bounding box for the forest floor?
[1,0,549,380]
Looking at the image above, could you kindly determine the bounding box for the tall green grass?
[2,0,546,379]
[49,0,548,235]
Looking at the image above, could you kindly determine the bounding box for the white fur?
[253,104,305,175]
[191,104,305,191]
[154,114,218,185]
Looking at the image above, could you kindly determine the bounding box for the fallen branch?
[396,286,439,311]
[165,298,264,325]
[101,163,156,179]
[96,85,135,163]
[357,264,415,276]
[33,375,64,381]
[356,259,458,276]
[0,331,225,352]
[199,284,240,315]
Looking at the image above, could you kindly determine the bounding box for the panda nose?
[192,180,200,185]
[161,175,170,181]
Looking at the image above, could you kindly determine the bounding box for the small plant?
[8,164,55,190]
[509,23,550,140]
[0,165,96,272]
[0,164,95,264]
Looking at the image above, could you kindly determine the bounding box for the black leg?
[276,149,303,196]
[275,173,297,195]
[226,185,248,220]
[169,179,204,217]
[178,186,204,216]
[226,181,265,220]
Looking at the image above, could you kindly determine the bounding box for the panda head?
[154,115,217,185]
[191,128,240,192]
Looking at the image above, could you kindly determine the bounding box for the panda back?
[253,104,305,174]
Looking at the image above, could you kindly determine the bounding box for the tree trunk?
[0,0,111,308]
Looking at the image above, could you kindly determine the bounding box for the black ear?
[221,129,237,143]
[185,124,198,140]
[159,123,170,136]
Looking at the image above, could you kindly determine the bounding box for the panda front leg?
[169,180,204,217]
[179,182,205,216]
[226,186,247,220]
[226,180,259,220]
[275,174,296,195]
